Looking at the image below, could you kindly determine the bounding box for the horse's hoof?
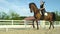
[53,27,54,29]
[49,27,50,29]
[37,28,39,30]
[33,27,35,28]
[33,26,35,28]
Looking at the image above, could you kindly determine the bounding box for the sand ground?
[0,27,60,34]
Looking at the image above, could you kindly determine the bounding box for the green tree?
[9,10,20,20]
[1,12,10,20]
[55,11,60,21]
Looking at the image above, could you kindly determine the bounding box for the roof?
[24,16,35,20]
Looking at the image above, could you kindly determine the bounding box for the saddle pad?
[44,12,48,16]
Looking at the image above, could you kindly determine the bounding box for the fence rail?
[0,20,26,31]
[0,20,60,31]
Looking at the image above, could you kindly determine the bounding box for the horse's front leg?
[32,20,35,28]
[36,20,39,30]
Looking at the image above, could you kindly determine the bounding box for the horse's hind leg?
[51,21,54,29]
[49,21,54,29]
[32,20,35,28]
[49,21,52,29]
[49,22,51,29]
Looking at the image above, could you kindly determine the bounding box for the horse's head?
[29,6,32,13]
[29,3,38,13]
[29,3,33,13]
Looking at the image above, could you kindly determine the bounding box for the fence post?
[24,20,27,28]
[43,20,46,28]
[6,27,8,32]
[40,20,45,28]
[38,20,41,28]
[12,20,13,25]
[58,21,60,27]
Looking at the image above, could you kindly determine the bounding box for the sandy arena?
[0,27,60,34]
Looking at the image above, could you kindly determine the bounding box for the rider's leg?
[41,11,44,17]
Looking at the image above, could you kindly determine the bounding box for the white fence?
[0,20,60,31]
[40,20,60,28]
[0,20,32,31]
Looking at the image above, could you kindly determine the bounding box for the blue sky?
[0,0,60,16]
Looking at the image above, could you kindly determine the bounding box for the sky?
[0,0,60,16]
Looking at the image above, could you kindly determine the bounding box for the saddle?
[40,11,48,16]
[40,12,48,20]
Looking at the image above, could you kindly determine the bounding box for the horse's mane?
[29,3,38,9]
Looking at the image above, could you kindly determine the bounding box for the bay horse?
[29,3,56,29]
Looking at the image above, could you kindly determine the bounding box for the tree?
[55,11,60,21]
[0,9,26,20]
[9,10,20,20]
[0,12,10,20]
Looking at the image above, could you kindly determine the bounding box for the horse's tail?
[52,12,56,21]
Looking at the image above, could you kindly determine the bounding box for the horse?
[29,3,56,29]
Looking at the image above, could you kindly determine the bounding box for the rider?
[40,1,46,18]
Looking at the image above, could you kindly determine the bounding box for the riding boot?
[42,14,44,19]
